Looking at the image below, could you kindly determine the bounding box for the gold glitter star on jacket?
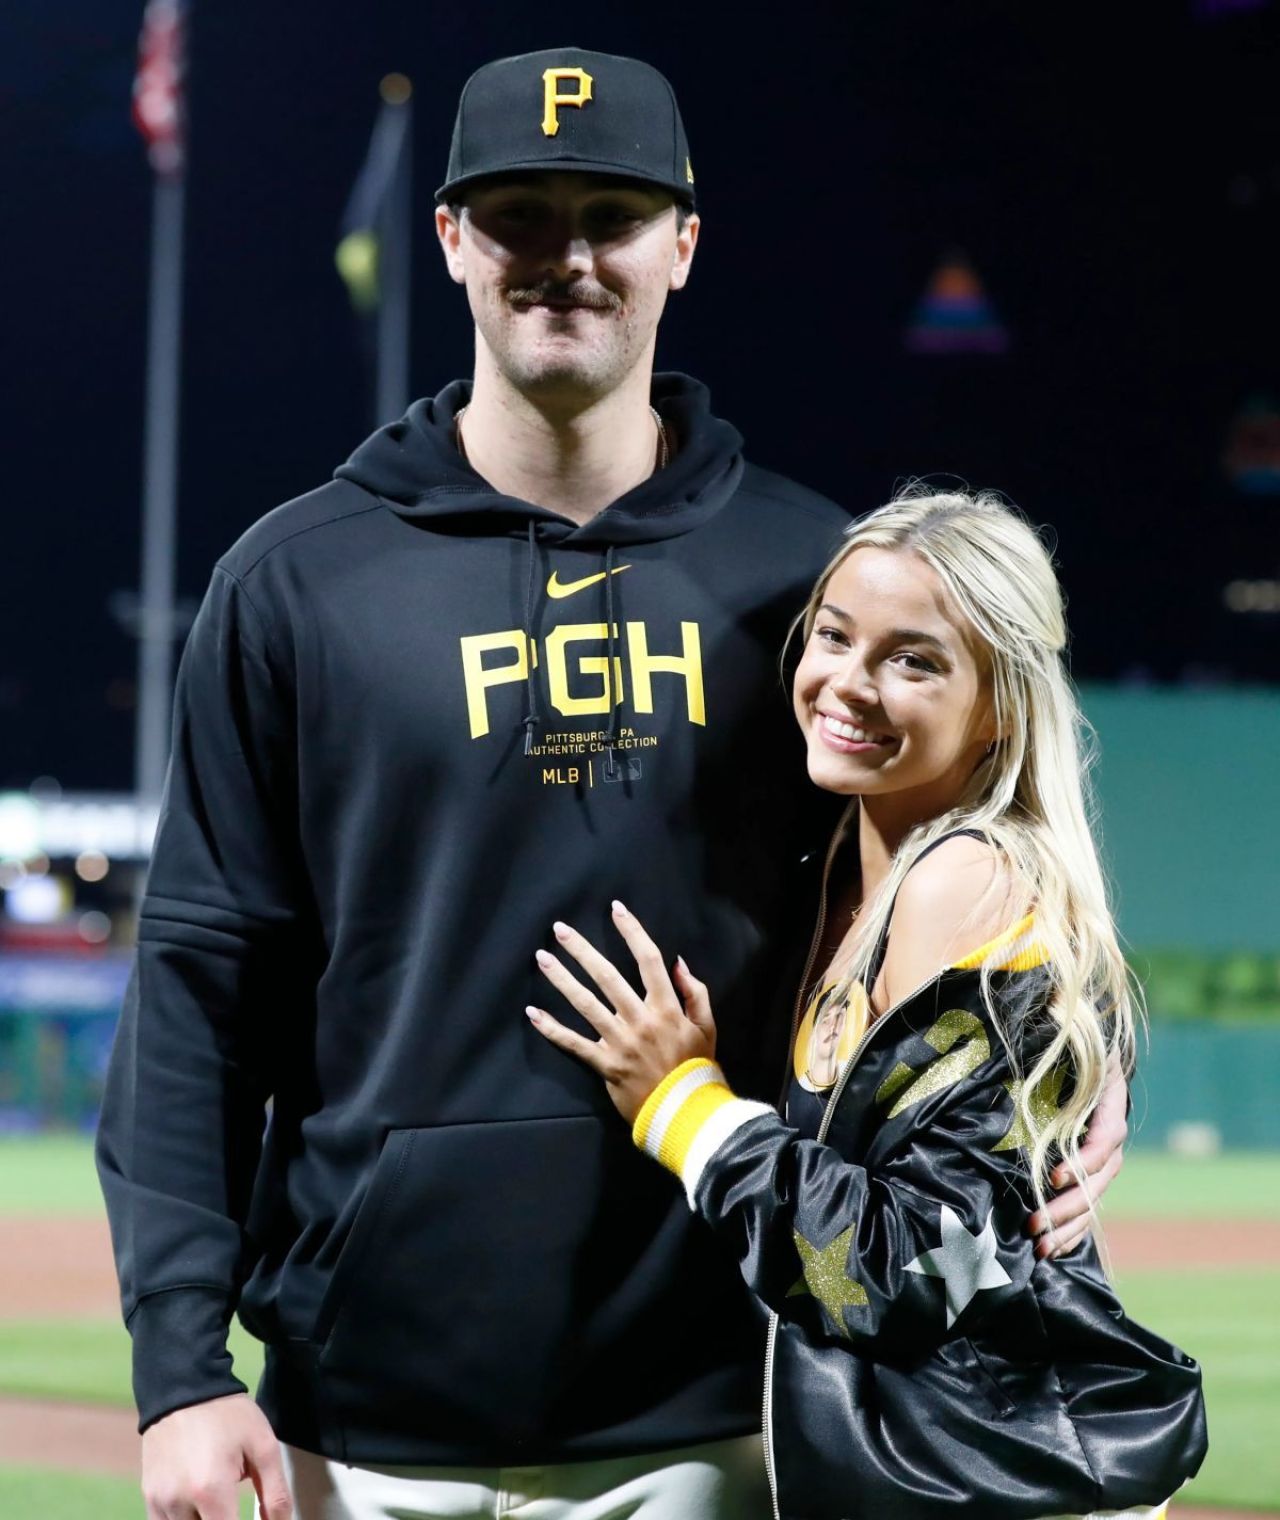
[992,1063,1069,1154]
[788,1225,868,1336]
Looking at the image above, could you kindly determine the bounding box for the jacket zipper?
[773,803,855,1110]
[760,807,948,1519]
[813,968,942,1143]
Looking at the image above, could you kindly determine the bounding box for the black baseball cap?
[436,47,696,209]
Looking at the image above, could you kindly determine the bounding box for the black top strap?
[865,828,989,992]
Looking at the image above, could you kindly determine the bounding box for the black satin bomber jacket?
[636,948,1208,1519]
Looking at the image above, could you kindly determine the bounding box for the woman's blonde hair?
[794,483,1139,1217]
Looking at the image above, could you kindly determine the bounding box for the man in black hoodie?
[98,46,1128,1520]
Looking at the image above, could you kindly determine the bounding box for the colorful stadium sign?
[904,252,1010,356]
[1223,395,1280,496]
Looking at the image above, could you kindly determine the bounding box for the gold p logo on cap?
[542,67,593,137]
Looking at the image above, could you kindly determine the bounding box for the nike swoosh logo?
[546,565,632,599]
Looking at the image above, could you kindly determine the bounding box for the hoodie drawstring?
[522,520,542,756]
[523,530,626,774]
[603,543,620,779]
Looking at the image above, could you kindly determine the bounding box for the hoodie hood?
[334,372,744,546]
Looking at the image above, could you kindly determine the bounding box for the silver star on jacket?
[905,1204,1012,1326]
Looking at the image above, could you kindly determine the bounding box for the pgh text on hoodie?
[96,374,850,1465]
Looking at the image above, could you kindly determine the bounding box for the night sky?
[3,1,1278,791]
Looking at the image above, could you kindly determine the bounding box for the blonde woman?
[528,488,1207,1520]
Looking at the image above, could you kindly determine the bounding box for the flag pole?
[131,0,188,807]
[135,169,185,805]
[375,74,412,422]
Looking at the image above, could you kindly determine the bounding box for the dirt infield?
[1101,1216,1280,1271]
[0,1211,1276,1514]
[0,1395,139,1477]
[0,1215,122,1317]
[3,1214,1275,1320]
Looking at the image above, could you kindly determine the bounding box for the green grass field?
[0,1133,116,1215]
[0,1467,257,1520]
[6,1135,1276,1220]
[1,1138,1277,1513]
[0,1467,163,1520]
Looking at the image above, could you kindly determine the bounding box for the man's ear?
[669,212,700,292]
[436,204,466,285]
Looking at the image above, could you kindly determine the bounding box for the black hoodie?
[97,374,850,1465]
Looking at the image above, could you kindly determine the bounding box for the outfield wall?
[1135,1022,1280,1149]
[1082,684,1277,954]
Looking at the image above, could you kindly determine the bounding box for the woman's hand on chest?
[526,901,718,1123]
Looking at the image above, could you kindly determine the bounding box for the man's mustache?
[506,284,622,312]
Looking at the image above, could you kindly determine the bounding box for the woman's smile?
[817,711,899,754]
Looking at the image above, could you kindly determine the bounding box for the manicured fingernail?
[611,899,627,916]
[535,949,554,967]
[525,1006,543,1022]
[553,921,570,940]
[675,955,689,974]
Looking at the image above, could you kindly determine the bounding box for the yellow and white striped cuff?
[632,1059,775,1205]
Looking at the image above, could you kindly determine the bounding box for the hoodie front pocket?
[311,1127,415,1350]
[307,1113,674,1455]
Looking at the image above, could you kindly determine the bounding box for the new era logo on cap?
[436,47,696,208]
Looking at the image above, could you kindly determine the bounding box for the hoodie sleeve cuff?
[632,1058,775,1206]
[128,1286,249,1433]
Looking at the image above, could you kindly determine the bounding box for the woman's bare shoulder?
[877,836,1028,1005]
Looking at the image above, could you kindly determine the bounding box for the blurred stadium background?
[1,1,1277,1515]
